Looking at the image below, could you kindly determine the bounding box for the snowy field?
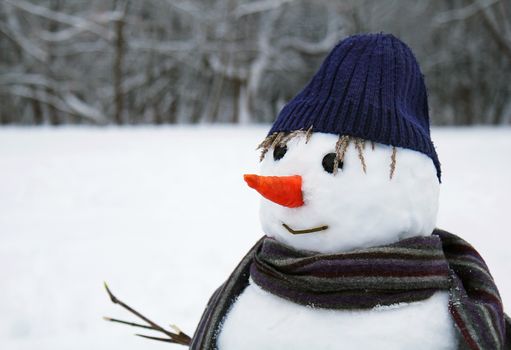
[0,126,510,350]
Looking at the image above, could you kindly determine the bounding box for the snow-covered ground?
[0,126,510,350]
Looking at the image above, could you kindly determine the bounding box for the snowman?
[187,34,510,350]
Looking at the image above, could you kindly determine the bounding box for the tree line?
[0,0,509,125]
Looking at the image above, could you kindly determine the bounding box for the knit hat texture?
[269,33,441,180]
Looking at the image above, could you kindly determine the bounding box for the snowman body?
[218,133,457,349]
[218,282,456,350]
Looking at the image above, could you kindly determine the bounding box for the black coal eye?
[273,145,287,161]
[322,153,342,174]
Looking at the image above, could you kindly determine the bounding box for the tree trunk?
[31,88,43,125]
[46,0,61,125]
[113,4,127,125]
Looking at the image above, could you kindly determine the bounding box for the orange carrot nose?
[243,174,304,208]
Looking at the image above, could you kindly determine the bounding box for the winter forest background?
[1,0,510,126]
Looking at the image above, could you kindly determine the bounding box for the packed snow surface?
[0,126,510,350]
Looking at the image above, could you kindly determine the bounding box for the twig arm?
[103,282,192,346]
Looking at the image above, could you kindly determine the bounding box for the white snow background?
[0,126,510,349]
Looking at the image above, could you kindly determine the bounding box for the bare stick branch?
[433,0,500,24]
[103,317,154,330]
[136,334,179,343]
[4,0,118,40]
[103,282,192,346]
[479,5,511,60]
[233,0,294,18]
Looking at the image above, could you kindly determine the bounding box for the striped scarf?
[190,229,510,350]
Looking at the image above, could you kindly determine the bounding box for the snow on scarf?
[190,229,510,350]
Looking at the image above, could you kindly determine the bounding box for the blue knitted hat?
[269,33,441,180]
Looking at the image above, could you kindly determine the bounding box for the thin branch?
[0,6,48,62]
[233,0,295,18]
[162,0,204,19]
[4,0,118,41]
[103,317,154,330]
[128,39,196,53]
[278,9,344,55]
[433,0,500,24]
[479,5,511,60]
[136,334,178,343]
[103,282,191,346]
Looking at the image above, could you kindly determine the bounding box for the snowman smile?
[282,223,329,235]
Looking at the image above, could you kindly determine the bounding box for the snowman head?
[245,132,439,253]
[244,33,441,253]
